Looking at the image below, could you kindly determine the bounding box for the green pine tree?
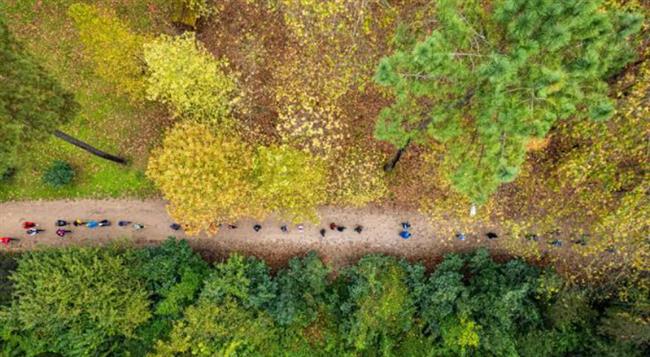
[375,0,643,204]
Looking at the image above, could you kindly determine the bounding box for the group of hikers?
[1,219,588,250]
[0,219,152,246]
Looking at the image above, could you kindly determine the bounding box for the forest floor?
[0,199,587,272]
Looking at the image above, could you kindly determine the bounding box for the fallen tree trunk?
[54,130,127,165]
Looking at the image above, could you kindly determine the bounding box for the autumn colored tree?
[68,3,149,100]
[0,16,78,177]
[375,0,643,203]
[144,32,237,123]
[252,145,327,223]
[146,122,255,235]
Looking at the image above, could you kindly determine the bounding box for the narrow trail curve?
[0,199,556,269]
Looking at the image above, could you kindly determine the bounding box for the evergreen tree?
[375,0,643,203]
[0,16,78,176]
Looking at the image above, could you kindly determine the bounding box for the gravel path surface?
[0,199,550,268]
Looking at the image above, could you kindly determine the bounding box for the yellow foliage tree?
[143,32,237,123]
[147,122,254,235]
[252,145,327,223]
[68,3,149,100]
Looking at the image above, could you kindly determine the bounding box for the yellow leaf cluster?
[144,32,237,124]
[253,145,327,223]
[68,3,150,100]
[147,122,255,235]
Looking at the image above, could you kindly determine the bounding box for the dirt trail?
[0,199,538,268]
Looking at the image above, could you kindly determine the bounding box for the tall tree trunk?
[384,139,411,172]
[54,130,127,165]
[383,88,477,172]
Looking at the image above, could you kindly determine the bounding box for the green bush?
[42,160,75,187]
[0,167,15,182]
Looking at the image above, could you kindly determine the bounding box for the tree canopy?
[68,3,150,100]
[1,244,647,356]
[374,0,643,203]
[144,32,237,123]
[0,248,150,355]
[146,122,255,235]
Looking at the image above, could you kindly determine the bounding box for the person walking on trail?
[336,226,346,232]
[354,225,363,234]
[486,232,498,240]
[55,220,68,227]
[319,228,326,237]
[22,221,37,229]
[118,220,131,227]
[133,223,145,230]
[329,223,337,230]
[399,230,411,239]
[401,222,411,230]
[56,229,71,237]
[253,224,262,232]
[297,224,304,232]
[1,237,16,246]
[280,225,288,233]
[456,233,466,241]
[170,223,182,231]
[26,228,44,236]
[86,220,99,229]
[73,219,86,227]
[98,220,111,227]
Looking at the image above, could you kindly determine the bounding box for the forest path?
[0,199,541,268]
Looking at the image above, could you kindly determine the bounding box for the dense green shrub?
[0,167,15,183]
[42,160,75,187]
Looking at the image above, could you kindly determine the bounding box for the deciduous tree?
[0,248,150,355]
[339,255,415,353]
[146,122,255,235]
[68,3,149,100]
[144,32,237,123]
